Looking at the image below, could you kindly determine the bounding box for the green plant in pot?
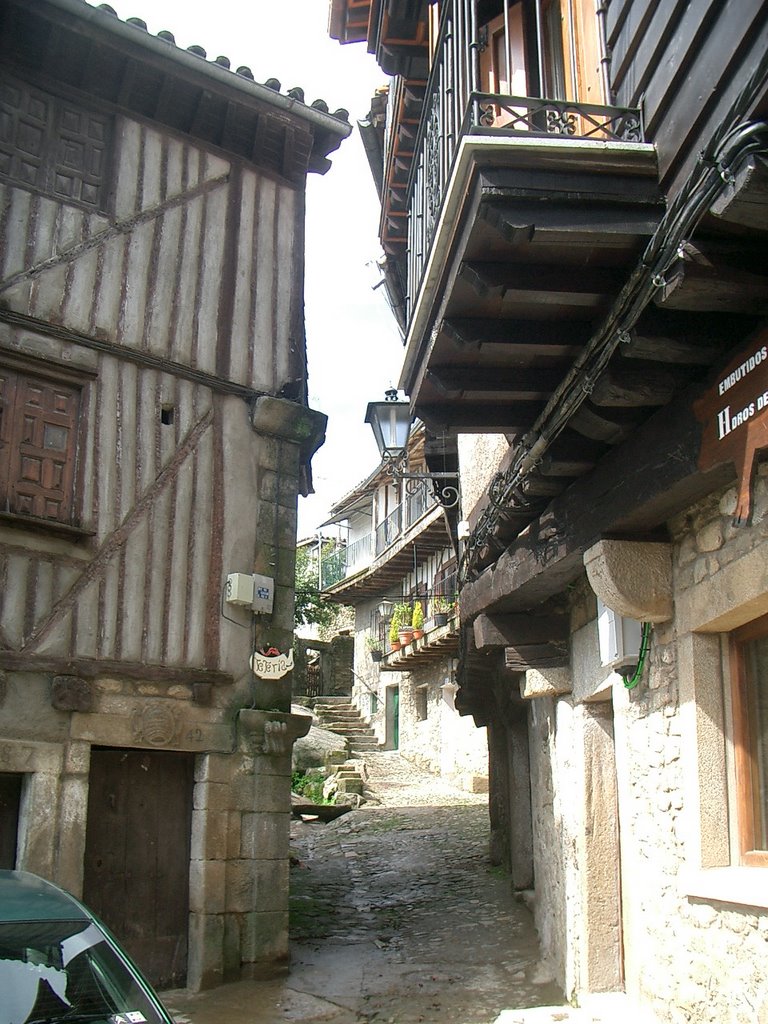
[411,601,424,639]
[432,595,452,627]
[366,634,383,662]
[389,606,403,650]
[396,602,414,645]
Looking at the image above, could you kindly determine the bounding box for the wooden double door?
[83,748,194,990]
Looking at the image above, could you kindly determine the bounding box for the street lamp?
[364,388,411,465]
[365,389,460,509]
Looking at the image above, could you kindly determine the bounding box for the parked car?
[0,870,176,1024]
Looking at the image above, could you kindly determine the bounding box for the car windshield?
[0,919,169,1024]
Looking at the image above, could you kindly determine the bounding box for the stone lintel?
[584,539,672,622]
[520,667,573,700]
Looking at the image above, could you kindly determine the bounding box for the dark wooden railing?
[405,0,645,322]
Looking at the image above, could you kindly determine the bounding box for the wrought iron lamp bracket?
[384,458,460,509]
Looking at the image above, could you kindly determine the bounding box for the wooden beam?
[474,612,569,650]
[657,242,768,314]
[460,382,735,618]
[710,154,768,231]
[479,201,660,247]
[460,262,620,307]
[441,317,589,352]
[417,401,544,434]
[426,365,563,399]
[621,309,759,364]
[567,403,638,443]
[589,362,678,407]
[505,643,570,670]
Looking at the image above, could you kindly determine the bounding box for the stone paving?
[163,752,654,1024]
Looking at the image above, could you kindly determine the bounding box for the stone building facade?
[0,0,349,993]
[329,0,768,1019]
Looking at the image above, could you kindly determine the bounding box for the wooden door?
[479,2,528,127]
[83,748,194,989]
[0,772,22,869]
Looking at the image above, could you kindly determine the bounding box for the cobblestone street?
[164,753,629,1024]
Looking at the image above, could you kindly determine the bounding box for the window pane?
[745,633,768,849]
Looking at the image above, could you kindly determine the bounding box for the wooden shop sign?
[695,331,768,525]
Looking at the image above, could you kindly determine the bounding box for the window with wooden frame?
[731,613,768,866]
[0,360,84,526]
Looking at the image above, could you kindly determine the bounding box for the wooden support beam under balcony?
[619,309,757,365]
[459,262,622,311]
[473,612,569,651]
[478,200,661,251]
[418,400,545,435]
[710,154,768,231]
[504,643,569,671]
[655,241,768,314]
[425,365,564,400]
[440,317,590,354]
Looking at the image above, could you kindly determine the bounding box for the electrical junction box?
[252,573,274,615]
[597,598,642,672]
[225,573,254,606]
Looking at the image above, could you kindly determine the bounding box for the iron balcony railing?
[375,503,402,556]
[405,0,645,322]
[342,533,373,576]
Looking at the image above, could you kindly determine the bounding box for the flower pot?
[412,629,424,641]
[390,638,402,652]
[433,612,448,628]
[398,628,414,645]
[370,649,383,663]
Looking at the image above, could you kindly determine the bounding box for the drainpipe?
[595,0,612,103]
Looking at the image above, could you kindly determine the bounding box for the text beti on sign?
[695,331,768,526]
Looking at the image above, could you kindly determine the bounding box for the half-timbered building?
[331,0,768,1019]
[0,0,350,992]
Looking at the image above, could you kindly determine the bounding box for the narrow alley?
[164,753,570,1024]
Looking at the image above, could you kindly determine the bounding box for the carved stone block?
[51,675,93,713]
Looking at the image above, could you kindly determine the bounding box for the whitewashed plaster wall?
[457,434,511,519]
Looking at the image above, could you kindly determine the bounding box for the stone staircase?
[314,696,380,756]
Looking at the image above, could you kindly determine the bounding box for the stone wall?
[351,602,488,788]
[523,465,768,1020]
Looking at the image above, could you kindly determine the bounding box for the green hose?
[622,622,652,690]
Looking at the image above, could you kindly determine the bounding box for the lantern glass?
[365,392,412,461]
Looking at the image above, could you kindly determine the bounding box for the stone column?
[235,709,310,979]
[570,700,622,999]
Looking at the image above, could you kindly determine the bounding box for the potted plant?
[432,595,451,628]
[396,602,414,645]
[411,601,424,640]
[366,635,383,663]
[389,606,402,651]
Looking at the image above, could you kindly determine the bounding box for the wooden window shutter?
[1,368,80,523]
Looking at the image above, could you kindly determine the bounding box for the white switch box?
[225,573,254,606]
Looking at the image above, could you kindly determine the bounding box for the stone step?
[313,699,381,754]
